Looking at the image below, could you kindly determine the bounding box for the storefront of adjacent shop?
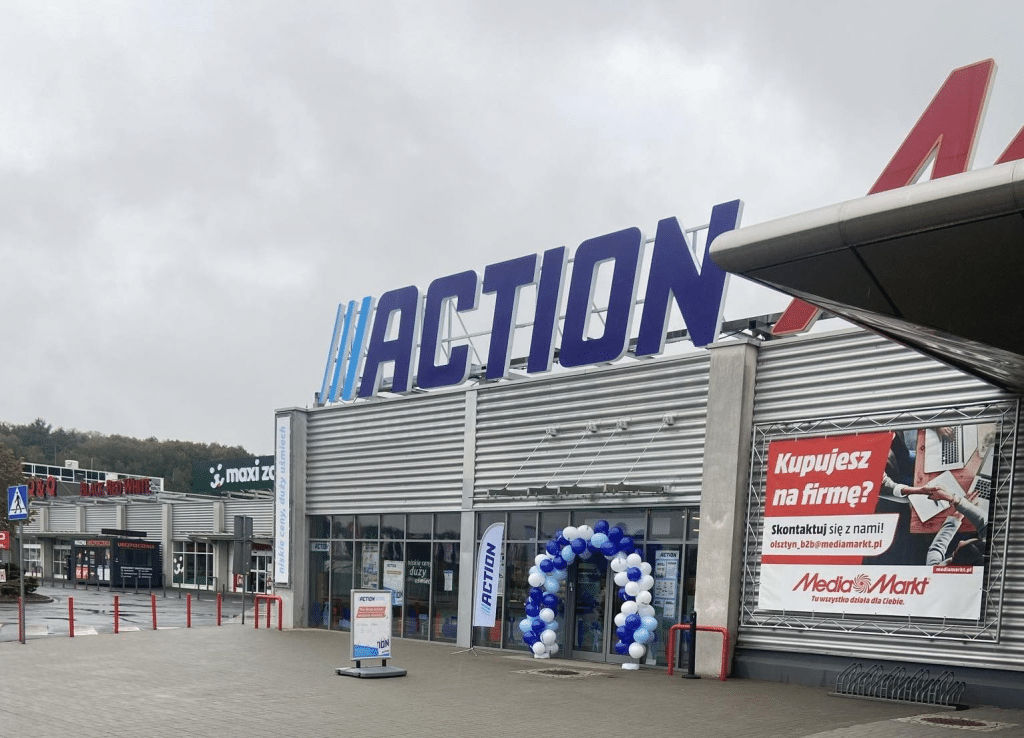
[19,460,276,595]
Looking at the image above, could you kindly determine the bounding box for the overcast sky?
[1,1,1022,455]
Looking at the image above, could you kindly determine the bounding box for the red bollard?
[151,593,157,630]
[216,593,222,626]
[114,596,120,634]
[187,594,192,628]
[69,596,75,638]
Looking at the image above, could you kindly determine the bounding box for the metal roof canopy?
[710,161,1024,392]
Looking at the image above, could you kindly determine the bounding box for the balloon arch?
[519,519,658,670]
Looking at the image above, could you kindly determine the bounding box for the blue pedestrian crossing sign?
[7,485,29,520]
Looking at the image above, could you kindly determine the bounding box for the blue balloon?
[539,558,554,573]
[616,625,634,644]
[525,601,540,617]
[614,639,630,655]
[551,555,567,570]
[523,631,539,645]
[561,546,575,564]
[571,538,587,554]
[594,519,610,534]
[633,627,653,645]
[640,615,658,631]
[545,539,560,556]
[529,587,544,601]
[625,613,641,630]
[590,532,609,549]
[618,586,635,602]
[542,593,559,609]
[601,541,619,557]
[544,577,561,594]
[578,548,592,560]
[532,619,547,634]
[626,566,642,582]
[547,619,559,631]
[607,526,623,543]
[619,536,635,554]
[557,535,568,547]
[519,618,533,633]
[551,567,567,582]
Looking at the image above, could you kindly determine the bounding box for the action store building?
[273,60,1023,706]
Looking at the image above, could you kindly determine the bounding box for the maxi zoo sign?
[320,200,742,403]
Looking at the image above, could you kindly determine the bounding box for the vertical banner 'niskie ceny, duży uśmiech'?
[758,423,996,620]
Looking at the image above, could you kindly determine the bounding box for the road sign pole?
[8,485,31,645]
[18,520,25,644]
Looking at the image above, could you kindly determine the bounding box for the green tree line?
[0,418,252,496]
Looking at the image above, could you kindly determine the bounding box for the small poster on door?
[383,560,405,605]
[653,550,679,610]
[361,543,379,588]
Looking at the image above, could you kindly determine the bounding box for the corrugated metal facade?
[171,502,216,538]
[126,503,164,538]
[305,392,466,514]
[225,500,273,536]
[49,506,79,532]
[474,354,710,510]
[84,505,117,530]
[739,329,1023,671]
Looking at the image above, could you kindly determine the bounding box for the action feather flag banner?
[758,426,995,620]
[473,522,504,627]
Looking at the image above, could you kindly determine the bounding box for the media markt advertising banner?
[351,589,392,659]
[758,423,997,620]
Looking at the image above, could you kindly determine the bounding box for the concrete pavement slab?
[1,623,1022,738]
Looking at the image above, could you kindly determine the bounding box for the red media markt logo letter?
[774,59,1024,336]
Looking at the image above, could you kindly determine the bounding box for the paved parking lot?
[0,584,252,641]
[1,597,1022,738]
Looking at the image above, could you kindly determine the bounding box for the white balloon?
[541,628,557,645]
[613,571,629,587]
[638,604,656,617]
[626,553,643,567]
[535,554,548,566]
[621,601,639,615]
[532,641,547,655]
[625,581,641,597]
[628,642,646,659]
[539,608,555,622]
[640,575,655,591]
[528,572,545,587]
[635,591,652,605]
[548,643,560,656]
[610,555,628,573]
[562,526,578,540]
[529,565,540,576]
[614,612,627,627]
[640,562,652,575]
[578,525,594,540]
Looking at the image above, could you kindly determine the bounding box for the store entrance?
[567,555,610,660]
